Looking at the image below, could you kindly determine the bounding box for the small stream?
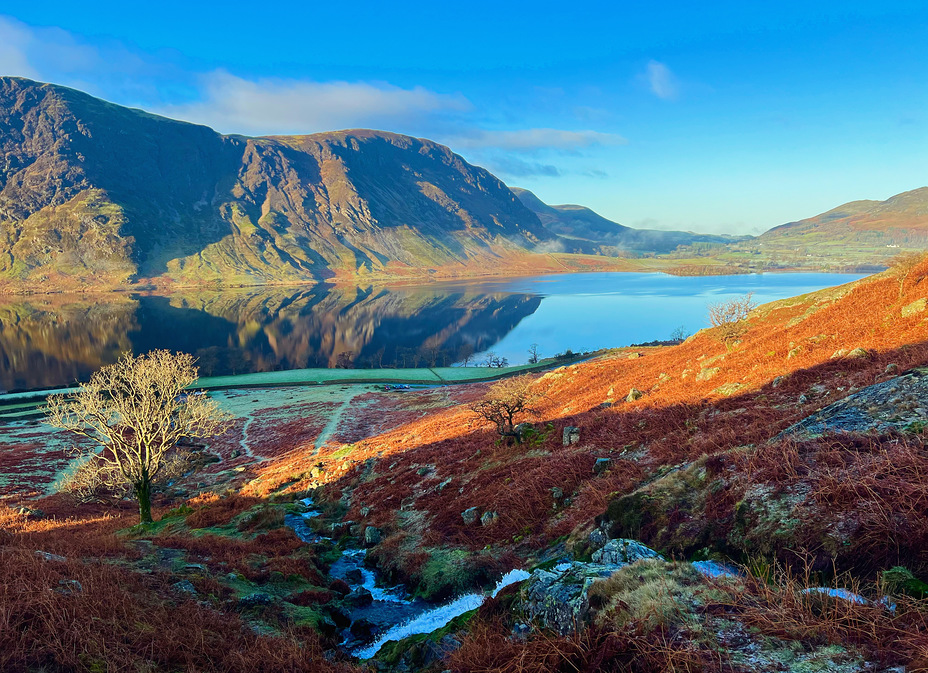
[286,498,529,659]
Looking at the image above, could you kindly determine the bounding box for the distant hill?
[760,187,928,246]
[511,187,739,254]
[0,77,558,289]
[736,187,928,271]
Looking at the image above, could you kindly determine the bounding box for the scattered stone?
[598,401,613,409]
[359,506,372,517]
[345,587,374,607]
[332,520,355,534]
[35,551,66,563]
[184,563,206,572]
[798,394,809,404]
[230,449,241,458]
[17,506,44,518]
[512,623,531,641]
[551,487,564,501]
[438,477,453,491]
[363,526,382,547]
[846,347,870,359]
[801,587,868,605]
[885,363,899,375]
[480,511,499,526]
[345,569,364,585]
[56,579,83,595]
[695,367,720,382]
[830,348,848,359]
[901,297,927,318]
[692,560,741,579]
[226,572,240,581]
[562,426,580,445]
[627,352,641,359]
[772,376,785,388]
[461,507,481,525]
[626,388,644,402]
[787,347,802,359]
[713,383,743,397]
[172,580,198,597]
[591,538,663,565]
[349,524,364,537]
[238,592,274,609]
[350,618,376,642]
[593,458,612,475]
[588,528,608,551]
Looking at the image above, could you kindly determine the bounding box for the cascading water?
[353,568,531,659]
[286,497,530,659]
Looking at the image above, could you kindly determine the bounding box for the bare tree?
[469,375,542,443]
[527,343,541,364]
[670,325,689,343]
[707,293,758,347]
[46,350,231,524]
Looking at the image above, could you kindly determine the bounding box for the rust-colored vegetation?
[2,256,928,671]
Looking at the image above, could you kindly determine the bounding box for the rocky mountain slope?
[0,77,557,289]
[512,186,739,254]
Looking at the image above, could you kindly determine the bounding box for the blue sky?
[1,1,925,234]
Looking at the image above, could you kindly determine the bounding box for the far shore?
[0,252,883,299]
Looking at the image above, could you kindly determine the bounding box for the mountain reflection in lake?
[0,272,865,392]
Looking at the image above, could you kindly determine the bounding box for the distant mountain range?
[0,76,925,291]
[511,187,741,254]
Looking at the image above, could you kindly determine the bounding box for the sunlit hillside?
[2,254,927,670]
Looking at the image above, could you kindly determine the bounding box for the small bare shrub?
[707,292,758,346]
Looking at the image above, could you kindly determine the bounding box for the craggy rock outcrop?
[521,538,662,634]
[0,77,554,288]
[779,367,928,439]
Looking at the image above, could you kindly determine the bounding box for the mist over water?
[0,272,865,391]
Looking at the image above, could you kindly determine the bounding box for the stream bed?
[285,498,529,659]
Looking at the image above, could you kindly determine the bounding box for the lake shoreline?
[0,256,884,299]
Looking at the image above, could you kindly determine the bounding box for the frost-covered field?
[0,382,476,501]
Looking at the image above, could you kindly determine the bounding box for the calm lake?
[0,271,865,392]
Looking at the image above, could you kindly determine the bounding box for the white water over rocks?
[354,568,531,659]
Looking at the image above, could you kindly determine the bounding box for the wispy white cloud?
[0,17,38,78]
[0,14,625,180]
[484,156,562,178]
[646,60,679,100]
[154,70,472,136]
[446,128,626,153]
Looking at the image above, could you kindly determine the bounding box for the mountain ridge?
[0,77,562,290]
[511,186,741,254]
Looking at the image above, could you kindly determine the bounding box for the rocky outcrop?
[779,367,928,439]
[521,538,663,634]
[0,77,555,289]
